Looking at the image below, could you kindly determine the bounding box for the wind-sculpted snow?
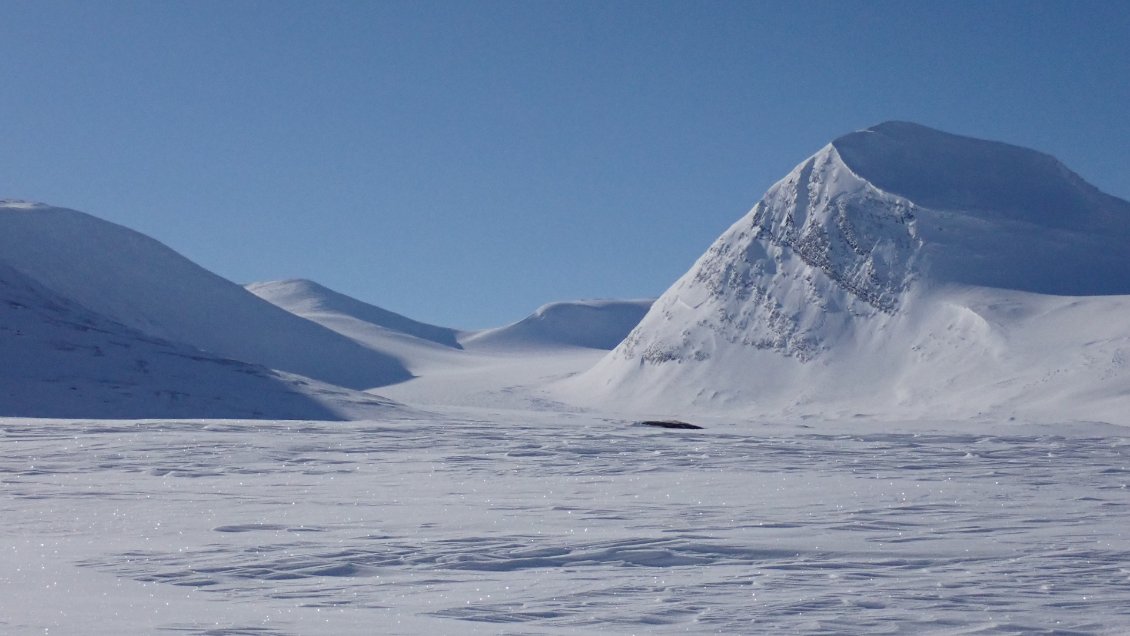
[4,414,1130,634]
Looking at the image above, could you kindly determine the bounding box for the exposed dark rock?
[637,420,703,430]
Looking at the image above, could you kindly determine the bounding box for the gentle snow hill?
[251,283,653,408]
[247,279,461,349]
[0,261,401,419]
[461,299,654,351]
[0,201,410,389]
[246,278,470,378]
[561,122,1130,424]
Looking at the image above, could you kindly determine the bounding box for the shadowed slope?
[0,201,410,389]
[247,279,461,349]
[0,261,399,419]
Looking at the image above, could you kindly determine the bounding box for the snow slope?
[0,261,400,419]
[247,279,461,349]
[249,282,653,408]
[246,278,469,379]
[462,299,653,351]
[0,201,410,389]
[835,122,1130,295]
[564,122,1130,424]
[376,298,653,408]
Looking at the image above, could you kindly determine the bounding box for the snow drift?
[564,122,1130,424]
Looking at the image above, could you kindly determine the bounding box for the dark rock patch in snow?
[637,420,703,430]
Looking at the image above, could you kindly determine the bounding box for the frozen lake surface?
[3,413,1130,634]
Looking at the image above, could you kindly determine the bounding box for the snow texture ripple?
[3,415,1129,634]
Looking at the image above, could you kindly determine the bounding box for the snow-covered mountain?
[564,122,1130,423]
[0,259,400,419]
[0,201,410,390]
[462,299,654,351]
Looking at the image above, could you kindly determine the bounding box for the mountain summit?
[565,122,1130,422]
[833,122,1124,226]
[842,122,1130,294]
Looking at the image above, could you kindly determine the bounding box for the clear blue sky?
[2,1,1127,328]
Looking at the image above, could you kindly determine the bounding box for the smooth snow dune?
[462,298,653,351]
[565,122,1130,423]
[247,279,462,349]
[0,262,401,419]
[4,413,1130,634]
[0,201,410,389]
[247,278,471,377]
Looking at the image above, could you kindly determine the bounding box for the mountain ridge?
[247,278,462,349]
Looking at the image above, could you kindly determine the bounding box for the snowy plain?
[3,412,1130,634]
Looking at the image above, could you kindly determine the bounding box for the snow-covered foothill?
[249,281,651,407]
[375,298,653,409]
[0,260,401,419]
[247,279,461,349]
[461,298,654,351]
[246,278,471,379]
[0,201,410,390]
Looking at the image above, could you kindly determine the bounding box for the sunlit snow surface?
[4,413,1130,634]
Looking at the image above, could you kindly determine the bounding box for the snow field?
[3,414,1129,634]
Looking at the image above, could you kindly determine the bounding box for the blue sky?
[2,1,1127,328]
